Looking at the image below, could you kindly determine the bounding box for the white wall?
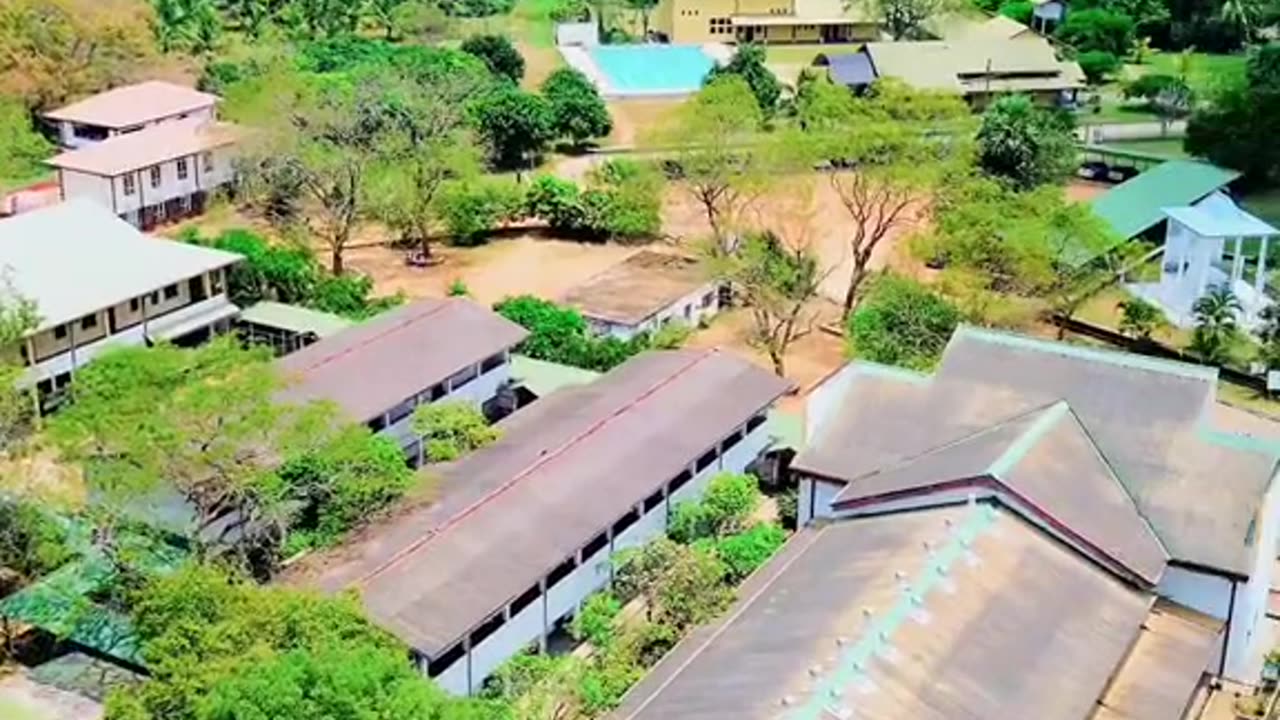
[798,477,845,526]
[59,170,114,212]
[1222,476,1280,683]
[587,283,720,342]
[804,363,864,446]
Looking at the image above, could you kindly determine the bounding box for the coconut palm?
[1189,286,1243,364]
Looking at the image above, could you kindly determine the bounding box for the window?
[448,364,478,390]
[746,414,767,433]
[612,507,640,536]
[53,324,67,340]
[129,298,140,312]
[122,173,137,196]
[547,557,577,587]
[643,488,665,513]
[162,284,178,300]
[430,383,447,401]
[388,398,414,425]
[427,643,466,677]
[72,124,109,141]
[721,428,744,453]
[368,415,387,433]
[709,16,731,34]
[510,584,541,616]
[469,612,506,647]
[582,531,608,559]
[669,469,692,494]
[149,166,161,188]
[80,314,97,331]
[176,158,189,180]
[37,378,53,396]
[150,291,160,305]
[480,353,505,374]
[701,292,714,308]
[202,152,214,173]
[210,271,224,295]
[695,447,717,472]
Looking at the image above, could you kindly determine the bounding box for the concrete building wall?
[58,170,115,212]
[587,283,721,342]
[1223,477,1280,683]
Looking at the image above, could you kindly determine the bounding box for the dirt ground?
[0,671,103,720]
[1065,179,1110,203]
[605,99,685,147]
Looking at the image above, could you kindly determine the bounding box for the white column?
[1257,236,1269,295]
[1233,236,1245,287]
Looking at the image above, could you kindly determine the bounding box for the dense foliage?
[180,228,402,320]
[104,564,502,719]
[976,95,1077,190]
[705,44,782,116]
[541,67,613,146]
[409,401,501,462]
[0,97,54,186]
[1186,42,1280,187]
[460,34,525,83]
[494,295,654,371]
[847,274,961,371]
[1057,8,1137,55]
[469,84,556,170]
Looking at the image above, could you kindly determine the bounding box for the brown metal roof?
[561,250,713,326]
[831,401,1170,586]
[1092,601,1221,720]
[43,81,218,128]
[290,349,791,655]
[615,506,1165,720]
[795,327,1280,577]
[275,298,528,423]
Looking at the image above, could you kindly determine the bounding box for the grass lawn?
[0,169,54,194]
[1243,187,1280,230]
[1099,137,1193,159]
[1138,51,1247,95]
[1078,100,1162,125]
[457,0,558,48]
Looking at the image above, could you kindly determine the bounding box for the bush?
[410,401,501,462]
[549,0,590,21]
[1078,50,1122,84]
[668,472,762,543]
[999,1,1034,24]
[494,295,672,370]
[1123,73,1183,100]
[541,67,612,145]
[570,593,622,647]
[437,177,525,244]
[776,485,799,530]
[525,174,585,231]
[469,85,555,170]
[848,274,961,371]
[1056,9,1135,55]
[436,0,515,17]
[715,523,786,581]
[584,159,663,240]
[310,273,404,319]
[460,34,525,82]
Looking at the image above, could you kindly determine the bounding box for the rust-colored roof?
[288,349,791,655]
[275,298,527,423]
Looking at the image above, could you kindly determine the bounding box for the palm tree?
[1189,286,1243,364]
[1118,297,1166,340]
[1220,0,1261,42]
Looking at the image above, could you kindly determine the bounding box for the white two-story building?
[0,200,242,407]
[283,349,791,695]
[274,298,530,467]
[42,82,239,229]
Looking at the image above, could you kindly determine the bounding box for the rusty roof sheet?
[275,298,528,423]
[561,250,713,327]
[795,326,1279,576]
[832,401,1170,585]
[43,81,218,128]
[615,505,1160,720]
[292,349,791,655]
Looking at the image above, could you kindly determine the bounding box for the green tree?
[613,538,733,631]
[714,522,785,581]
[976,95,1076,190]
[705,44,782,116]
[1189,286,1242,364]
[847,274,960,371]
[1118,296,1166,339]
[1078,50,1122,84]
[436,176,526,243]
[1186,43,1280,187]
[390,1,454,42]
[460,34,525,83]
[410,401,500,462]
[469,85,555,171]
[0,282,40,454]
[182,228,318,306]
[493,295,652,370]
[624,0,659,35]
[103,564,501,719]
[0,97,53,185]
[541,67,613,146]
[277,0,363,39]
[704,231,826,376]
[367,0,408,38]
[46,339,339,569]
[570,592,622,647]
[1056,9,1136,55]
[858,0,964,39]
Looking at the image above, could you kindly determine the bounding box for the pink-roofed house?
[40,81,240,229]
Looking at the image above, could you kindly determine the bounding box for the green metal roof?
[1091,160,1241,241]
[238,301,352,338]
[510,354,600,398]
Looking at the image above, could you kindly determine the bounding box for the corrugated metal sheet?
[796,326,1278,576]
[1091,160,1241,241]
[615,506,1157,720]
[826,53,877,87]
[1092,602,1221,719]
[291,349,790,655]
[274,298,527,423]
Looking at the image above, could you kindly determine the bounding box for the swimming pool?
[587,45,715,95]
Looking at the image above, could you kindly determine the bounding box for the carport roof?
[1091,160,1241,242]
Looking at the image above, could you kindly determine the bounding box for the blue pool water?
[588,45,715,94]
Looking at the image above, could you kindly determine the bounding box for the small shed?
[814,52,877,89]
[560,250,723,341]
[237,301,352,356]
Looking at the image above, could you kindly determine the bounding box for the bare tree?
[828,167,922,317]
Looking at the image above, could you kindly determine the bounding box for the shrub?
[584,159,663,240]
[1077,50,1122,84]
[715,523,786,581]
[668,472,762,543]
[310,273,404,320]
[571,592,622,647]
[776,485,799,530]
[436,0,516,17]
[1056,9,1135,55]
[437,177,525,244]
[494,295,656,371]
[549,0,590,21]
[541,67,612,145]
[460,34,525,82]
[1123,73,1183,101]
[998,1,1034,24]
[525,174,585,231]
[447,279,471,297]
[410,401,501,462]
[848,274,960,371]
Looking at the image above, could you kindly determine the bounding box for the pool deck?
[559,42,731,99]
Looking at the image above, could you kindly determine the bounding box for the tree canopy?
[460,34,525,83]
[541,67,613,146]
[705,44,782,116]
[847,274,961,371]
[1186,42,1280,187]
[976,95,1077,190]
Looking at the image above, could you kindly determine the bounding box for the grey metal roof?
[561,250,712,327]
[47,120,240,176]
[275,298,528,423]
[43,81,218,128]
[0,200,242,332]
[824,53,877,86]
[238,301,352,338]
[795,326,1280,577]
[289,349,791,655]
[832,400,1170,585]
[615,505,1163,720]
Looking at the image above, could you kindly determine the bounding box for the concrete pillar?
[1257,236,1269,296]
[1233,236,1245,287]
